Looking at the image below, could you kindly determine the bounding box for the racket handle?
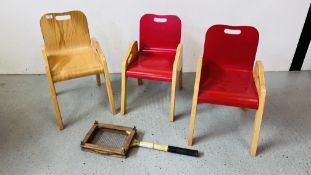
[138,141,199,157]
[167,146,199,157]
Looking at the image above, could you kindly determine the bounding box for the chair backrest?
[140,14,181,51]
[203,25,259,71]
[40,11,91,55]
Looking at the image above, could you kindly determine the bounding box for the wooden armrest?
[91,38,101,51]
[173,43,183,72]
[91,38,108,67]
[194,58,203,93]
[253,60,266,98]
[122,41,139,68]
[41,46,51,71]
[91,38,105,57]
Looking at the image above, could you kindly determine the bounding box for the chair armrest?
[91,38,108,67]
[41,46,52,73]
[253,60,266,98]
[91,38,102,52]
[173,43,183,72]
[193,58,203,94]
[122,41,139,69]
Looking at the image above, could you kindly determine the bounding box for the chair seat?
[126,50,175,82]
[48,47,103,82]
[198,65,259,109]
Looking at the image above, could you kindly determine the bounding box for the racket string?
[90,129,128,149]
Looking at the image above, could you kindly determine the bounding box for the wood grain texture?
[41,47,64,130]
[83,143,125,156]
[40,11,91,56]
[120,41,139,115]
[91,38,116,115]
[80,122,137,157]
[40,11,116,129]
[81,124,98,144]
[96,123,134,132]
[170,44,183,122]
[188,58,203,145]
[250,60,266,156]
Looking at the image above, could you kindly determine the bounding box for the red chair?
[121,14,182,121]
[187,25,266,156]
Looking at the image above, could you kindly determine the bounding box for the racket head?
[81,121,137,157]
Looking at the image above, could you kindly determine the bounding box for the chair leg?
[96,74,101,86]
[250,103,265,156]
[102,71,116,115]
[138,79,143,86]
[188,58,202,146]
[46,77,64,130]
[169,73,178,122]
[179,69,183,90]
[120,76,127,115]
[188,99,198,146]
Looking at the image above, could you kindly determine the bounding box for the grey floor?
[0,72,311,175]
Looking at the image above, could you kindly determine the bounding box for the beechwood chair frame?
[188,58,266,156]
[120,41,183,122]
[40,11,116,130]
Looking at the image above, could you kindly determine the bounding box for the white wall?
[0,0,309,74]
[302,45,311,70]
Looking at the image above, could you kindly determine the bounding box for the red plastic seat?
[198,64,259,109]
[126,50,176,82]
[188,25,267,157]
[121,14,183,121]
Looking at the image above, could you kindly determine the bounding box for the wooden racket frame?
[80,121,137,157]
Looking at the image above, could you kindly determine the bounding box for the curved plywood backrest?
[140,14,181,51]
[203,25,259,71]
[40,11,91,55]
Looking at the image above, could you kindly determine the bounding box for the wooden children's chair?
[187,25,266,156]
[120,14,182,121]
[40,11,116,130]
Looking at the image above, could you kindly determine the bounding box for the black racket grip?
[167,146,199,157]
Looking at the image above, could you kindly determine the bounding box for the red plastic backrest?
[140,14,181,51]
[203,25,259,71]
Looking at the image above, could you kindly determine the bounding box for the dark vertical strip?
[290,4,311,71]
